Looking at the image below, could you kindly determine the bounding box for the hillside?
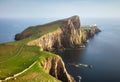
[0,41,75,82]
[15,16,79,41]
[0,15,100,82]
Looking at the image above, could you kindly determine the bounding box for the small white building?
[89,24,97,27]
[93,24,97,26]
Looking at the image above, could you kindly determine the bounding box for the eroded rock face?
[14,16,101,82]
[27,16,82,51]
[15,16,101,51]
[85,26,101,38]
[40,56,75,82]
[80,26,101,44]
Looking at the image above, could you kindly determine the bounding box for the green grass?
[0,44,39,79]
[17,21,62,42]
[81,26,92,30]
[5,53,60,82]
[81,25,98,31]
[0,20,63,81]
[0,16,79,81]
[0,41,60,81]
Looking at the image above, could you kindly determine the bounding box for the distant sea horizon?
[0,17,120,43]
[0,17,57,43]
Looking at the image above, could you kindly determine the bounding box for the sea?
[0,17,120,82]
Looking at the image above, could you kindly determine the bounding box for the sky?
[0,0,120,18]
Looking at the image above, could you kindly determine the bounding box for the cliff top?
[0,15,100,82]
[15,15,80,41]
[0,15,81,82]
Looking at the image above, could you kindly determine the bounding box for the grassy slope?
[5,52,61,82]
[0,16,82,81]
[0,41,61,82]
[19,20,62,41]
[0,21,62,81]
[81,26,92,29]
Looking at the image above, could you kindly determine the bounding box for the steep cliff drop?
[14,15,100,82]
[27,16,81,51]
[26,16,100,51]
[40,55,75,82]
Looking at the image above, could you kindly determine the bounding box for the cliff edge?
[40,55,75,82]
[25,16,100,51]
[14,15,100,82]
[27,16,81,51]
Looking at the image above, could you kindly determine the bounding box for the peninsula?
[0,15,100,82]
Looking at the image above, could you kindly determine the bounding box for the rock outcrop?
[27,16,100,51]
[40,56,75,82]
[27,16,82,51]
[80,25,101,44]
[14,16,101,82]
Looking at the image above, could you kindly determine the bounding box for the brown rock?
[40,56,76,82]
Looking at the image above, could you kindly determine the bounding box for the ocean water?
[0,18,56,43]
[61,18,120,82]
[0,18,120,82]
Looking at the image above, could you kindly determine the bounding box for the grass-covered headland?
[0,16,100,82]
[0,40,61,82]
[0,19,62,82]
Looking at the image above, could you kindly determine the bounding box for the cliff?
[26,16,100,51]
[27,16,82,51]
[1,53,75,82]
[40,55,75,82]
[13,15,100,82]
[80,25,101,44]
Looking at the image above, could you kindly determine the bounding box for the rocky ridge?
[27,16,82,51]
[27,16,100,51]
[14,15,101,82]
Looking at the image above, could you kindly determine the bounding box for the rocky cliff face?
[27,16,100,51]
[80,26,101,44]
[40,56,75,82]
[14,16,100,82]
[27,16,82,51]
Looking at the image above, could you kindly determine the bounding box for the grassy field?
[81,26,92,29]
[16,20,62,41]
[0,41,36,78]
[0,16,80,81]
[4,51,61,82]
[6,62,60,82]
[0,21,63,81]
[0,40,60,82]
